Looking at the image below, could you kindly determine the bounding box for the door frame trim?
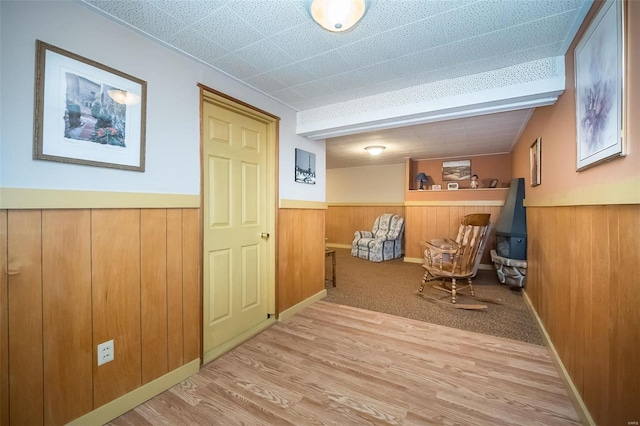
[198,84,280,363]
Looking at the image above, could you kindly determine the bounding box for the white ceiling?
[80,0,592,168]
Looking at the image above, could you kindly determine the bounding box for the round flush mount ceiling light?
[308,0,369,32]
[364,145,385,156]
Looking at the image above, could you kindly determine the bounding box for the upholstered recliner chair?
[351,214,405,262]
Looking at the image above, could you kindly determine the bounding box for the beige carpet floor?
[323,248,543,345]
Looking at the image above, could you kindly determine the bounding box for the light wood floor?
[109,301,580,425]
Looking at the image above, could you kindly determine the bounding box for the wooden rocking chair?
[417,213,496,310]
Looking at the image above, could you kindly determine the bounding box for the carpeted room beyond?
[323,249,543,345]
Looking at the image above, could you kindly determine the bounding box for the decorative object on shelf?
[364,145,385,156]
[33,40,147,171]
[416,172,428,190]
[470,174,479,189]
[447,182,459,190]
[307,0,370,32]
[295,148,316,184]
[442,160,471,181]
[489,179,499,188]
[530,138,541,186]
[431,184,441,190]
[575,0,626,171]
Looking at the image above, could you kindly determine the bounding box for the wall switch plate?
[97,340,114,366]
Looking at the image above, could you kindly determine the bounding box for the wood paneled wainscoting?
[525,205,640,425]
[0,208,200,426]
[277,202,326,317]
[404,203,503,265]
[326,204,406,248]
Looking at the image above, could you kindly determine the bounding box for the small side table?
[325,249,336,287]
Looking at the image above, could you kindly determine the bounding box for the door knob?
[261,232,270,240]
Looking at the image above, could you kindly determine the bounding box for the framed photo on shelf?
[574,0,626,171]
[33,40,147,171]
[489,179,499,188]
[447,182,459,190]
[530,138,541,186]
[431,184,441,190]
[442,160,471,181]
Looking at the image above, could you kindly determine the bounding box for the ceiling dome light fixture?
[365,145,385,156]
[308,0,369,32]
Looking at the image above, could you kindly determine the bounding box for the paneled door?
[202,90,276,364]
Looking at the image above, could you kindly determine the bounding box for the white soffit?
[297,56,565,140]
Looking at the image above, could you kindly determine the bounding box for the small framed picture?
[447,182,459,190]
[530,138,541,186]
[431,184,441,190]
[294,148,316,184]
[489,179,499,188]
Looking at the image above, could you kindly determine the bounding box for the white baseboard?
[522,291,595,426]
[67,359,200,426]
[278,289,327,322]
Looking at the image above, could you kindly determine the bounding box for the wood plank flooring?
[109,301,580,425]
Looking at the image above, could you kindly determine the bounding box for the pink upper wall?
[512,0,640,206]
[411,154,512,190]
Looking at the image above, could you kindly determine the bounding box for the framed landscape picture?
[574,0,626,171]
[442,160,471,181]
[33,40,147,171]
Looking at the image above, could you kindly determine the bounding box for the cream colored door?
[202,94,275,363]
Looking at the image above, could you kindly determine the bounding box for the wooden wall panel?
[166,209,184,370]
[7,211,43,426]
[91,209,142,408]
[42,210,92,425]
[613,206,640,424]
[182,208,200,363]
[526,205,640,425]
[141,209,168,384]
[0,211,8,426]
[2,207,201,425]
[325,205,405,246]
[278,209,325,313]
[404,205,501,263]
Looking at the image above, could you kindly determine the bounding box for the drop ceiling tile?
[234,39,294,73]
[191,6,264,51]
[321,70,369,92]
[167,28,229,64]
[244,74,287,94]
[290,80,333,100]
[212,53,262,80]
[297,51,354,79]
[337,34,403,69]
[500,0,578,29]
[266,63,317,87]
[268,22,335,61]
[227,0,308,37]
[86,0,186,39]
[148,0,229,25]
[499,11,576,51]
[269,87,305,105]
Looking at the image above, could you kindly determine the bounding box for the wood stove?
[491,178,528,288]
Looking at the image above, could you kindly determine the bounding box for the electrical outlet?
[97,340,114,366]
